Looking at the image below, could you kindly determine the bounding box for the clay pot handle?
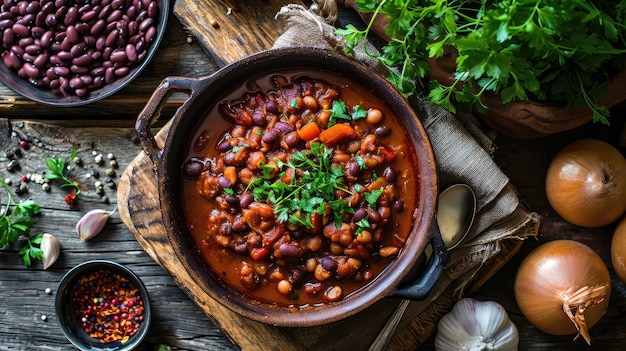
[135,76,200,166]
[391,220,450,300]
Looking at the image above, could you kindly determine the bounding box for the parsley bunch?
[0,179,44,266]
[339,0,626,124]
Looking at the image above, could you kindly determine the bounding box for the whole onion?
[611,215,626,284]
[514,240,610,345]
[545,138,626,227]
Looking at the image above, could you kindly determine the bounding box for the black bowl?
[0,0,169,107]
[55,260,151,351]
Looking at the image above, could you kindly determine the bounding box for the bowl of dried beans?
[136,47,444,327]
[0,0,168,106]
[55,259,151,350]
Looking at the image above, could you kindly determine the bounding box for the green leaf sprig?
[339,0,626,125]
[45,148,81,196]
[247,142,353,229]
[0,179,44,266]
[327,100,368,127]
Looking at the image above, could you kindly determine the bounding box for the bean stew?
[181,72,419,307]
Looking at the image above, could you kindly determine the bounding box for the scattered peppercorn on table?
[1,4,626,351]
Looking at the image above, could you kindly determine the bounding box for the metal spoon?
[367,183,477,351]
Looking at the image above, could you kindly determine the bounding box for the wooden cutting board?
[173,0,309,65]
[117,119,524,350]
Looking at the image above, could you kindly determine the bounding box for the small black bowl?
[55,260,151,351]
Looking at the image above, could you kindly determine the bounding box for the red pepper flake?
[19,140,28,148]
[71,269,145,344]
[65,188,77,208]
[232,5,241,12]
[21,175,28,182]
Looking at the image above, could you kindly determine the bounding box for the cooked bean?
[284,131,300,148]
[383,167,396,183]
[238,193,253,209]
[353,208,367,222]
[274,121,293,133]
[324,286,343,302]
[374,125,391,137]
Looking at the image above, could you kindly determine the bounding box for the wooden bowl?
[135,47,445,327]
[0,0,169,107]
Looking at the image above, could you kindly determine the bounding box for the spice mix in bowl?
[55,259,151,350]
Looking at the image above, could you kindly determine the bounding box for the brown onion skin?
[514,240,610,339]
[611,215,626,284]
[545,138,626,227]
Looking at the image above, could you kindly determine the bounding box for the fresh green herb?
[338,0,626,124]
[355,218,371,234]
[0,179,44,266]
[246,142,354,228]
[290,98,299,108]
[232,146,241,153]
[223,188,235,196]
[365,189,383,209]
[355,155,367,170]
[45,148,81,196]
[327,100,369,127]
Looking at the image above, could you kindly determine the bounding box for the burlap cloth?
[273,4,540,301]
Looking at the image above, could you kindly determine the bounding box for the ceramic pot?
[135,47,446,327]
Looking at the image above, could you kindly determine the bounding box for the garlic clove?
[435,298,519,351]
[76,208,115,241]
[41,233,60,270]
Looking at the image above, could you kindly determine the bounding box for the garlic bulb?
[435,298,519,351]
[41,233,60,270]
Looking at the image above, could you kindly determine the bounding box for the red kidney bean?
[138,17,152,32]
[75,23,90,35]
[3,27,15,45]
[83,35,95,47]
[66,25,79,44]
[106,9,122,23]
[239,193,254,209]
[144,25,156,43]
[383,167,396,183]
[22,62,40,78]
[18,13,35,26]
[56,50,71,60]
[90,50,101,60]
[60,36,71,51]
[70,42,87,57]
[111,0,125,9]
[72,53,92,66]
[91,18,106,35]
[147,1,158,18]
[48,54,62,65]
[81,10,97,22]
[74,87,87,96]
[109,49,126,63]
[44,13,56,26]
[70,64,88,74]
[64,6,78,26]
[11,23,29,37]
[25,1,41,14]
[22,52,35,63]
[104,66,114,83]
[41,2,54,14]
[35,12,46,27]
[124,43,137,62]
[54,6,67,21]
[0,19,13,30]
[48,78,60,89]
[105,29,118,47]
[10,45,24,57]
[31,26,44,38]
[52,66,70,76]
[80,74,93,86]
[126,6,137,20]
[114,66,128,77]
[69,76,83,88]
[98,4,112,20]
[18,37,33,48]
[33,53,48,68]
[89,66,105,76]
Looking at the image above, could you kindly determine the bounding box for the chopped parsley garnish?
[246,142,354,229]
[327,100,368,127]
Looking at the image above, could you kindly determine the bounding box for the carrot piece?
[319,123,356,146]
[297,122,321,141]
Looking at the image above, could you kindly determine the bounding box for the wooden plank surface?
[173,0,310,65]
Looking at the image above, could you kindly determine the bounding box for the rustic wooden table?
[1,3,626,351]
